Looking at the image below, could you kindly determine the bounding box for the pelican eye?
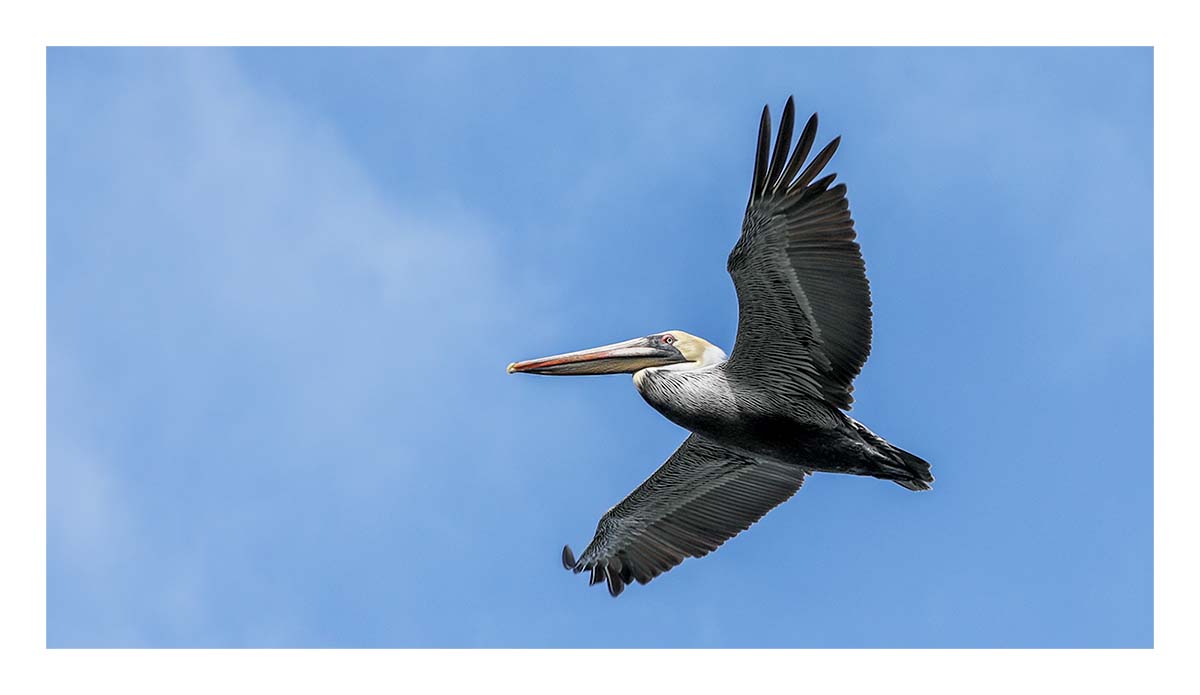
[662,335,676,345]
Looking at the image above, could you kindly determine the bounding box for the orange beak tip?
[506,362,518,374]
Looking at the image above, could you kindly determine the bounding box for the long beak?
[507,336,686,376]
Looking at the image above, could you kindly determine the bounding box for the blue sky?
[47,47,1152,648]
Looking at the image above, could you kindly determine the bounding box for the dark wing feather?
[563,434,807,597]
[726,97,872,409]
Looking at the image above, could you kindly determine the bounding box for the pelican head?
[507,330,726,376]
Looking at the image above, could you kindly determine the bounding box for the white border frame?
[6,1,1195,692]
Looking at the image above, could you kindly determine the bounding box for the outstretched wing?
[725,97,872,410]
[562,434,807,597]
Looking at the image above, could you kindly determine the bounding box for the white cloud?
[48,49,557,645]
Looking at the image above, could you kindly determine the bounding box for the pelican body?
[508,98,932,597]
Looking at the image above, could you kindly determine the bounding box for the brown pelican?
[508,97,932,597]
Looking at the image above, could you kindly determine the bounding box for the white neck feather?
[699,343,728,366]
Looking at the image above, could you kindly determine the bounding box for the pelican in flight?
[508,98,932,597]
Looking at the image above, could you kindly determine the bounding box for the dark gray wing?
[562,434,807,597]
[725,97,872,410]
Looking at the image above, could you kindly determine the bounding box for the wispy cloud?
[48,49,563,646]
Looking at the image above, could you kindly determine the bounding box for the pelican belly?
[634,365,884,476]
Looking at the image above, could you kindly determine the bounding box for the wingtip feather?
[749,104,772,202]
[606,569,625,597]
[766,98,796,191]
